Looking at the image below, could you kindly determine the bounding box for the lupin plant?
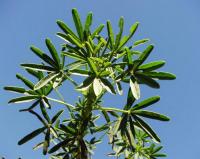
[4,8,176,159]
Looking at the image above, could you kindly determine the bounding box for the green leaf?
[101,110,110,123]
[133,110,170,121]
[8,95,38,104]
[152,154,167,157]
[126,47,133,64]
[48,138,72,154]
[133,115,160,143]
[34,72,58,90]
[132,96,160,110]
[91,124,109,133]
[21,64,55,72]
[126,87,136,107]
[91,24,104,39]
[93,78,103,96]
[70,69,90,77]
[87,58,98,75]
[72,8,84,41]
[60,124,76,135]
[136,45,154,67]
[18,127,46,145]
[56,20,79,41]
[51,110,64,124]
[138,60,165,71]
[84,12,93,36]
[43,129,50,155]
[142,72,176,80]
[76,76,95,91]
[29,110,47,126]
[118,22,139,50]
[107,21,115,49]
[116,82,123,95]
[130,76,140,100]
[45,39,60,68]
[26,69,44,80]
[57,33,83,48]
[30,46,56,67]
[40,102,51,123]
[115,17,124,49]
[62,51,85,61]
[16,74,34,89]
[100,78,116,94]
[94,41,104,55]
[4,86,26,94]
[133,39,149,47]
[136,73,160,89]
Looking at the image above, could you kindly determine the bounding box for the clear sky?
[0,0,200,159]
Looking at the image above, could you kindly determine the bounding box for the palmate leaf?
[138,60,166,72]
[18,127,46,145]
[34,72,58,90]
[131,96,160,110]
[133,115,160,143]
[72,8,84,41]
[133,110,170,121]
[45,39,61,68]
[8,95,39,104]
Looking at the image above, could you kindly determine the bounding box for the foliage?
[4,8,176,159]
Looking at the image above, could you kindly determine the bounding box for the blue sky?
[0,0,200,158]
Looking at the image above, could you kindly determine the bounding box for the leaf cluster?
[4,8,175,159]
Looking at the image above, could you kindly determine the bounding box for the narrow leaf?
[133,110,170,121]
[8,95,38,104]
[130,76,140,100]
[133,115,160,143]
[100,78,116,94]
[34,72,58,90]
[132,96,160,110]
[72,8,84,41]
[4,86,26,94]
[138,60,165,71]
[45,39,60,67]
[21,64,55,72]
[51,110,64,124]
[18,127,46,145]
[142,72,176,80]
